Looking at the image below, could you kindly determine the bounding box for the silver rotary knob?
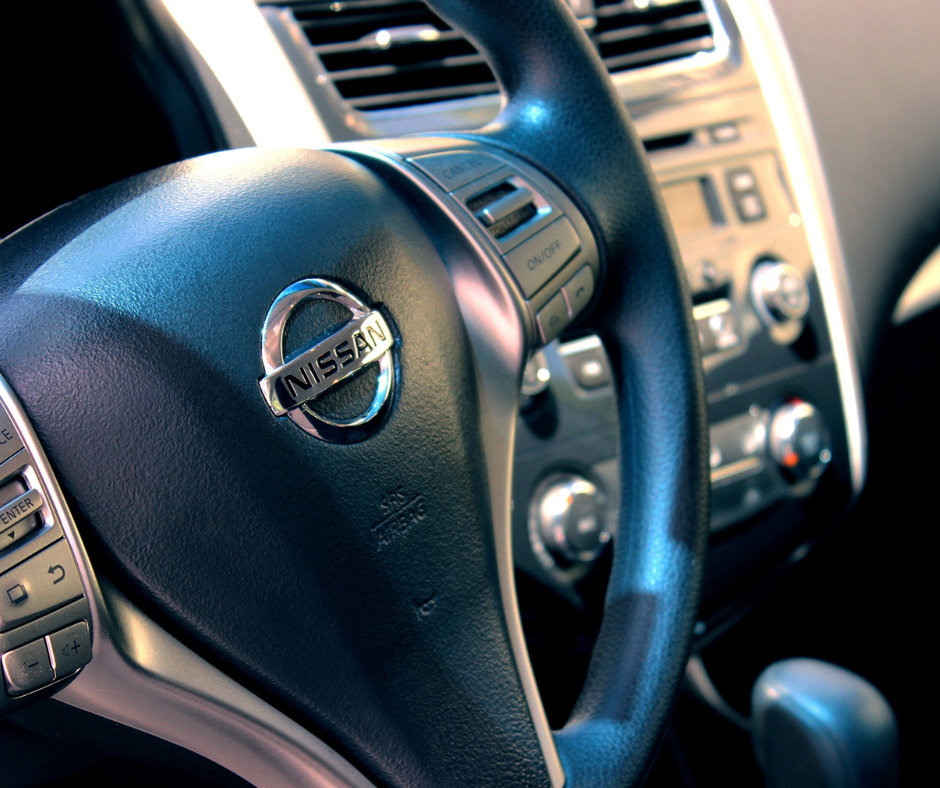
[769,399,832,484]
[531,474,610,565]
[751,259,811,326]
[521,349,551,397]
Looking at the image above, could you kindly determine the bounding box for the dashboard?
[228,0,866,722]
[0,0,937,785]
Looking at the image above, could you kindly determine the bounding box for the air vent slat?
[278,0,720,111]
[595,0,703,21]
[602,36,714,73]
[593,12,710,45]
[330,53,487,84]
[348,81,499,110]
[313,28,464,56]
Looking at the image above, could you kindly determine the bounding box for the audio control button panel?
[0,380,93,714]
[402,144,601,350]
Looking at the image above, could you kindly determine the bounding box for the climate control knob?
[752,259,810,326]
[769,400,832,484]
[531,474,609,565]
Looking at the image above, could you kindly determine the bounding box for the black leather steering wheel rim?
[0,2,709,787]
[424,1,710,782]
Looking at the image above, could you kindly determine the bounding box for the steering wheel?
[0,1,708,786]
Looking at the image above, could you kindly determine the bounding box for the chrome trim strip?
[893,243,940,324]
[728,0,867,495]
[710,455,761,484]
[331,141,566,788]
[159,0,330,148]
[558,335,602,356]
[692,297,732,321]
[0,375,375,788]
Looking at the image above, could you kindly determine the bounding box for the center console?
[514,72,857,625]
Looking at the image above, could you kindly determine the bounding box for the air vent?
[593,0,716,74]
[272,0,719,112]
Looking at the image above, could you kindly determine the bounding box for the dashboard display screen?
[661,178,715,236]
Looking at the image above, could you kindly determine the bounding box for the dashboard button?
[569,348,611,390]
[562,265,594,316]
[522,350,551,397]
[47,620,92,677]
[0,412,24,466]
[2,638,54,696]
[408,150,505,192]
[736,192,767,222]
[693,299,740,354]
[0,540,83,632]
[536,291,572,345]
[710,123,740,144]
[728,167,757,194]
[504,217,581,297]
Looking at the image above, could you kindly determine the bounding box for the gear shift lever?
[751,659,899,788]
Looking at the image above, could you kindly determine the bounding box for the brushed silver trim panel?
[728,0,867,495]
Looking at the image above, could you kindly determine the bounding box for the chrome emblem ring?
[258,279,395,443]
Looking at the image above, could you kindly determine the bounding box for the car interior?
[0,1,934,787]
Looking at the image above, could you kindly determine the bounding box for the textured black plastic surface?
[0,148,548,788]
[425,0,710,785]
[752,659,899,788]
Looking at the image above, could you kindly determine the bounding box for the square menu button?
[0,540,83,632]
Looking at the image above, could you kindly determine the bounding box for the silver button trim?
[0,489,43,535]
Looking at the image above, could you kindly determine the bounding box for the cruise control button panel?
[0,379,93,710]
[0,412,23,467]
[504,217,581,297]
[406,144,600,350]
[408,150,505,192]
